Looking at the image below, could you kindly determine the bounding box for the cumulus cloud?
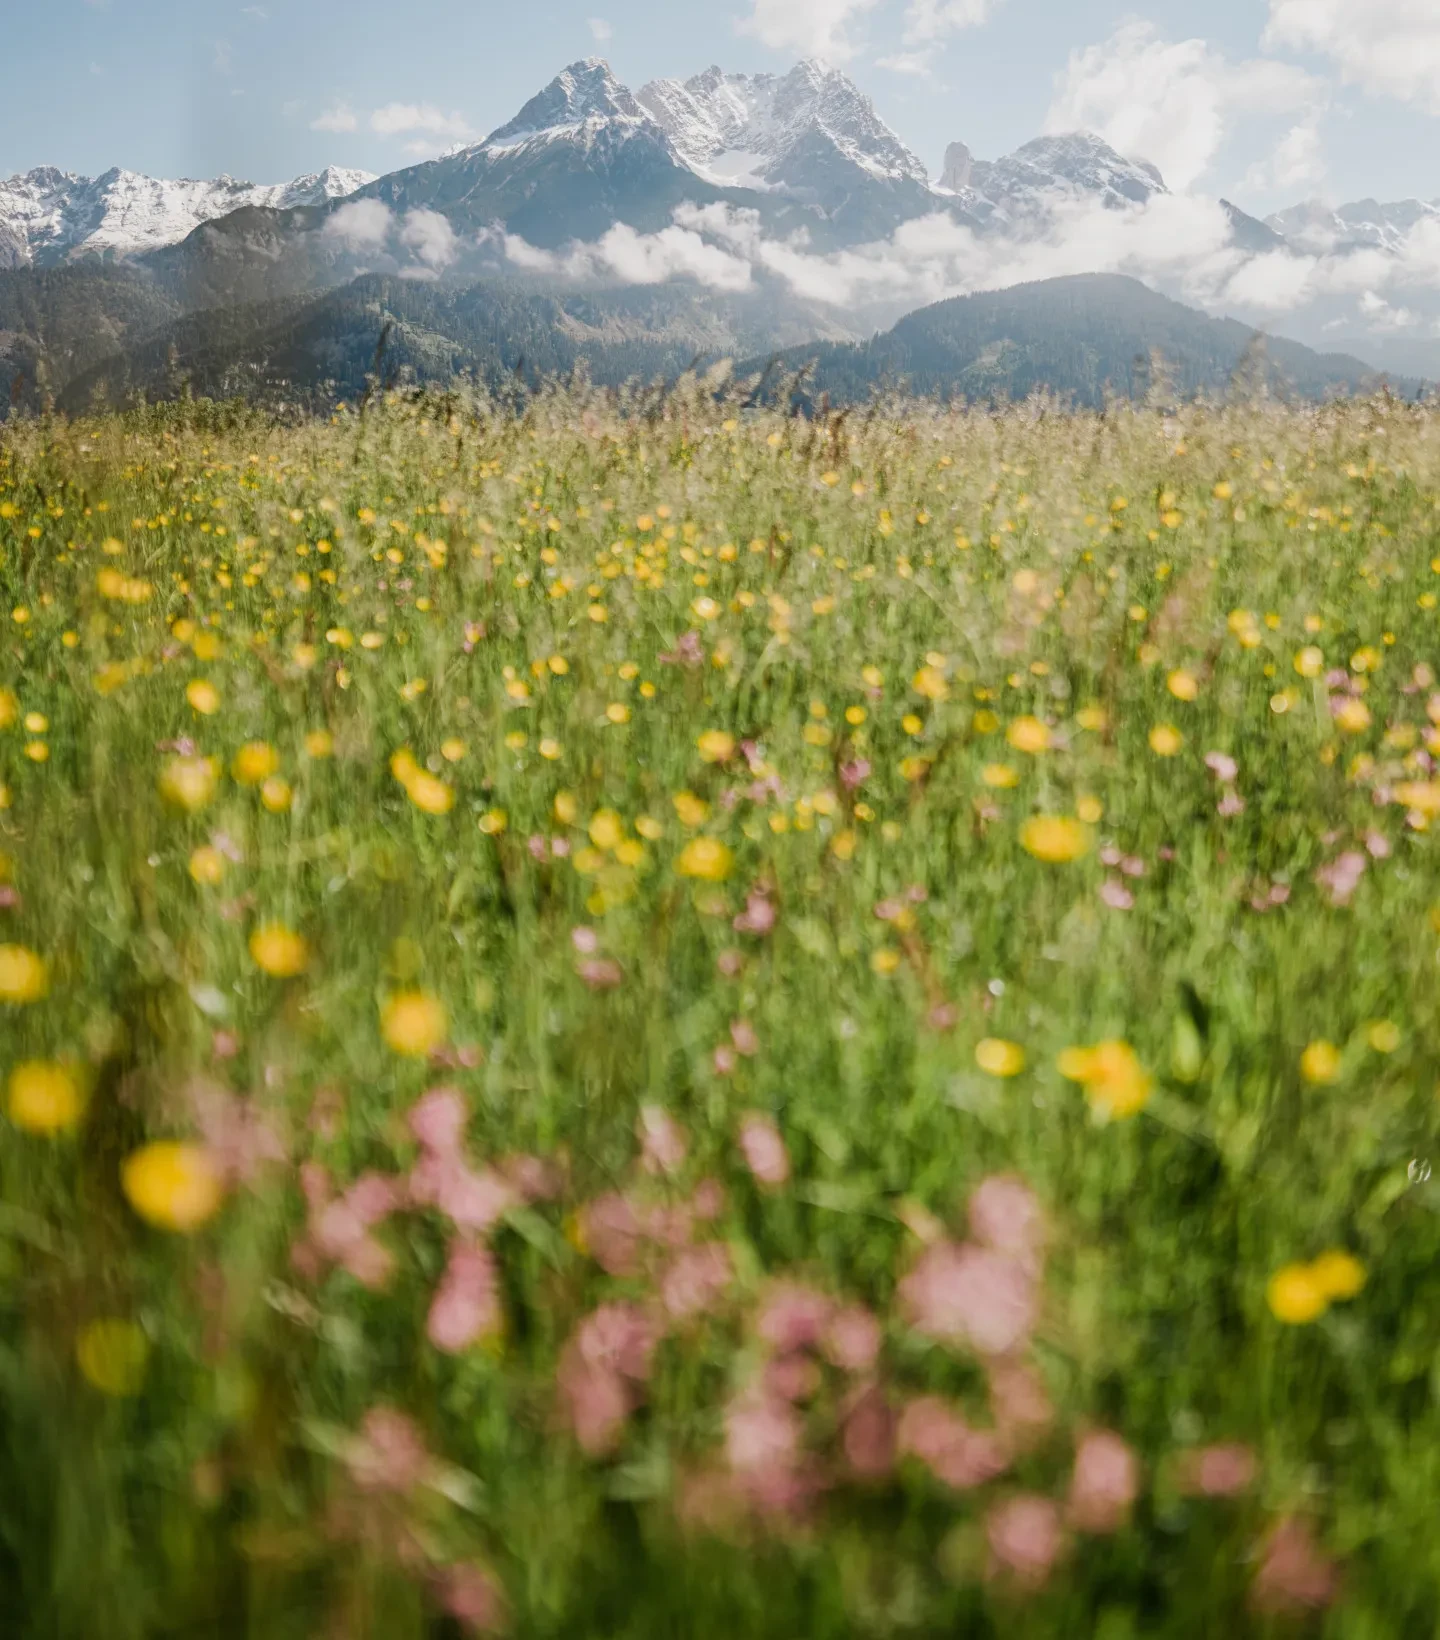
[1265,0,1440,113]
[1240,117,1326,197]
[1046,21,1325,193]
[370,103,475,142]
[737,0,880,63]
[399,208,459,269]
[322,198,394,252]
[506,220,753,292]
[502,190,1440,348]
[902,0,1000,45]
[589,17,612,41]
[311,103,359,134]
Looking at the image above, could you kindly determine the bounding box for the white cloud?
[737,0,879,63]
[322,198,394,252]
[213,39,233,74]
[399,208,459,268]
[588,17,612,42]
[1240,117,1326,197]
[1046,21,1324,193]
[311,104,359,134]
[902,0,999,45]
[369,103,475,142]
[876,51,933,76]
[1265,0,1440,113]
[506,220,753,292]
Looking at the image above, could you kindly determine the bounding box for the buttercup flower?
[0,944,47,1003]
[382,990,448,1056]
[1019,816,1092,863]
[122,1141,224,1232]
[7,1060,82,1133]
[249,923,309,978]
[1058,1041,1153,1120]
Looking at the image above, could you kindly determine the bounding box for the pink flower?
[1217,792,1246,817]
[637,1105,688,1176]
[897,1396,1009,1489]
[969,1175,1044,1270]
[713,1044,738,1076]
[843,1385,895,1478]
[1068,1430,1139,1532]
[716,948,745,977]
[1180,1443,1257,1497]
[733,891,777,935]
[190,1082,284,1185]
[898,1241,1036,1356]
[1252,1518,1340,1612]
[1204,751,1238,782]
[1365,829,1392,859]
[1315,851,1367,906]
[691,1177,726,1220]
[347,1407,431,1494]
[986,1361,1053,1443]
[756,1283,833,1353]
[303,1169,404,1289]
[571,925,599,954]
[558,1304,657,1455]
[763,1352,821,1402]
[427,1243,501,1354]
[729,1018,760,1056]
[1100,878,1135,910]
[661,1243,733,1321]
[409,1086,468,1153]
[725,1391,801,1473]
[823,1305,882,1373]
[410,1155,517,1233]
[739,1113,791,1188]
[436,1564,505,1633]
[986,1495,1063,1586]
[577,957,623,990]
[839,758,871,791]
[211,1029,241,1060]
[580,1193,645,1276]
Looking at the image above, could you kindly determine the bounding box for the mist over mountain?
[1,53,1435,414]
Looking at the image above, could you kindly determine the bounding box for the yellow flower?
[406,771,455,815]
[589,809,625,851]
[673,791,710,827]
[248,923,309,978]
[870,947,901,974]
[677,837,733,881]
[1149,723,1184,756]
[1267,1263,1328,1324]
[1299,1040,1340,1084]
[76,1319,150,1397]
[912,665,949,702]
[186,679,220,715]
[1006,716,1051,754]
[159,755,219,814]
[1334,699,1371,735]
[232,741,278,785]
[381,990,448,1056]
[1059,1040,1153,1120]
[188,845,226,885]
[0,688,17,728]
[1020,815,1093,863]
[8,1060,82,1134]
[1310,1249,1366,1301]
[697,729,736,763]
[1076,795,1104,824]
[121,1141,223,1232]
[975,1038,1026,1077]
[982,763,1020,789]
[260,776,293,813]
[1075,705,1108,732]
[304,728,334,758]
[478,809,508,835]
[1294,646,1324,679]
[440,737,466,763]
[1166,669,1199,702]
[1365,1020,1401,1053]
[0,944,48,1003]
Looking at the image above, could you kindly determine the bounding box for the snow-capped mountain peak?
[968,132,1167,213]
[0,163,375,269]
[483,58,657,151]
[1266,196,1440,255]
[637,60,930,192]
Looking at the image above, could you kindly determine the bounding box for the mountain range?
[0,55,1435,413]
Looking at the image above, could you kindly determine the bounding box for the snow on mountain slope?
[636,60,930,193]
[482,58,672,156]
[1266,197,1440,255]
[968,133,1167,214]
[0,165,375,268]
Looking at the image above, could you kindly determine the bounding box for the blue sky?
[7,0,1439,212]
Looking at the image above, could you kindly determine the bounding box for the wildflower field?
[3,381,1440,1639]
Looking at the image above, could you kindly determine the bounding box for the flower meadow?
[2,382,1440,1638]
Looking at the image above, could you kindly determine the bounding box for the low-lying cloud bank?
[316,193,1440,341]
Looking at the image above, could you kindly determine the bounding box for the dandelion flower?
[76,1319,150,1397]
[8,1060,82,1134]
[1149,724,1184,756]
[697,730,735,763]
[304,729,334,758]
[405,771,455,815]
[1309,1249,1365,1301]
[1334,699,1371,735]
[1059,1040,1153,1120]
[259,776,293,813]
[232,741,278,785]
[982,763,1020,789]
[1020,816,1092,863]
[0,944,47,1004]
[677,837,733,882]
[1294,647,1324,679]
[1299,1040,1340,1085]
[249,923,309,978]
[588,809,624,851]
[975,1038,1026,1077]
[381,990,448,1056]
[1167,669,1199,702]
[1267,1263,1328,1324]
[188,846,226,886]
[1006,716,1051,754]
[186,679,220,716]
[122,1141,223,1232]
[159,755,219,814]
